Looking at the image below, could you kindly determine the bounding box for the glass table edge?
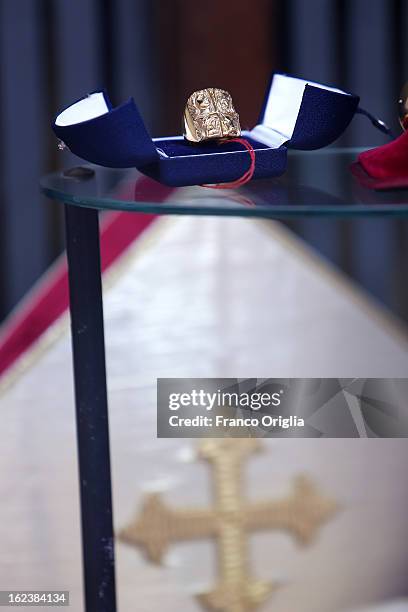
[39,183,408,218]
[40,146,408,218]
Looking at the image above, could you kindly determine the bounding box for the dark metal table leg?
[64,204,117,612]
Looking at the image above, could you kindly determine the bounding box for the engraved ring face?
[183,88,241,143]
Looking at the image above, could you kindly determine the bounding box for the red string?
[201,137,256,189]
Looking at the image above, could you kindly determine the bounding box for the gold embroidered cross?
[119,439,337,612]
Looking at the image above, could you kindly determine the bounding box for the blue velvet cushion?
[145,136,287,187]
[52,74,361,187]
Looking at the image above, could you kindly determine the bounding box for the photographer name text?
[168,414,304,429]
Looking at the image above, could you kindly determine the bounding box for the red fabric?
[355,130,408,189]
[0,176,174,379]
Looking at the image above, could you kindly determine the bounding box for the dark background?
[1,0,407,325]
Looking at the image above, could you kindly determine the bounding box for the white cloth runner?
[1,218,408,612]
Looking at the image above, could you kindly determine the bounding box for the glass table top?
[40,148,408,218]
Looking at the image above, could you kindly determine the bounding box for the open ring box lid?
[53,73,359,187]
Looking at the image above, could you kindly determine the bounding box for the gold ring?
[183,88,241,143]
[398,81,408,131]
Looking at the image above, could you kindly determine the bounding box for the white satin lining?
[55,92,109,126]
[249,125,288,148]
[250,74,350,148]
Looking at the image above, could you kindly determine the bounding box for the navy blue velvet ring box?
[53,73,360,187]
